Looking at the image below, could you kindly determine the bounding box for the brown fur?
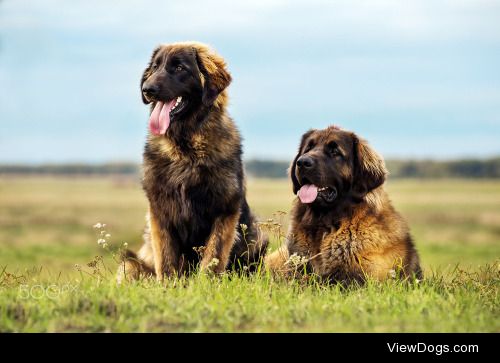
[265,126,422,282]
[200,212,240,273]
[117,42,267,283]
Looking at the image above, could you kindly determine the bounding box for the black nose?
[296,155,315,169]
[142,84,159,97]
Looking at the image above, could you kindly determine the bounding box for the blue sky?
[1,0,499,163]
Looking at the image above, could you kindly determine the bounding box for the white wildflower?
[93,223,102,229]
[206,258,220,269]
[97,238,106,245]
[284,253,308,267]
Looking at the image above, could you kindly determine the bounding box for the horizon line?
[1,155,500,166]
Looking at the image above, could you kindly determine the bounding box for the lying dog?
[118,42,267,282]
[265,126,422,282]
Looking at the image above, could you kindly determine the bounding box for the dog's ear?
[352,134,387,196]
[140,46,160,104]
[194,46,232,107]
[289,129,315,195]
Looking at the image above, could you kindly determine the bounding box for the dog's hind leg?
[239,222,269,271]
[116,248,154,283]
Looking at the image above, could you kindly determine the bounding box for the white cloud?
[2,0,500,42]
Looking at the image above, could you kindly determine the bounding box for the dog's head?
[140,42,232,136]
[290,126,387,207]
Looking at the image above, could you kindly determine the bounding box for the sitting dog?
[117,42,267,282]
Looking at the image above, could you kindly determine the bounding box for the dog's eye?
[327,143,342,158]
[175,65,183,72]
[304,141,315,153]
[151,63,158,70]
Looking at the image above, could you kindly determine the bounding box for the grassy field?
[0,177,499,332]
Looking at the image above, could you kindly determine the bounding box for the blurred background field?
[1,176,498,276]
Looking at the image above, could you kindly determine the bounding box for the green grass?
[1,264,498,332]
[0,176,499,332]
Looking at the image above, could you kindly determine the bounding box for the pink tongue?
[148,99,176,135]
[298,184,318,204]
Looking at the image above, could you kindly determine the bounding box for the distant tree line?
[384,158,500,179]
[245,158,500,179]
[0,163,139,176]
[1,158,499,179]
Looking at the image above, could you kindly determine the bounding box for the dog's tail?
[116,249,154,283]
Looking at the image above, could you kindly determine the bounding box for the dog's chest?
[141,134,241,248]
[292,218,360,275]
[142,149,239,223]
[145,159,220,201]
[289,221,329,261]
